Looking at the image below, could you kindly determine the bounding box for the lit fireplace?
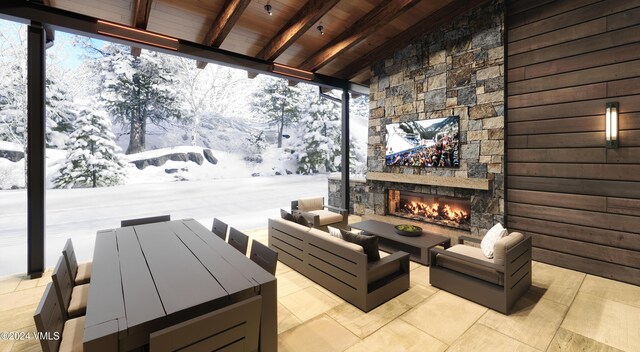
[387,190,470,230]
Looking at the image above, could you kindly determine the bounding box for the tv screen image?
[385,116,460,168]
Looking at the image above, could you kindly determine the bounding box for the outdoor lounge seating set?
[269,206,410,312]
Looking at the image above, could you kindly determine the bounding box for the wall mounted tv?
[385,116,460,168]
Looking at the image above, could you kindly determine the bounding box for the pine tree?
[251,77,301,148]
[294,94,341,174]
[54,100,127,188]
[95,44,182,154]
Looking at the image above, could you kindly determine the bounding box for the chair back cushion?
[33,283,64,352]
[480,223,508,258]
[298,197,324,211]
[493,232,525,266]
[340,229,380,262]
[310,229,364,253]
[62,239,78,281]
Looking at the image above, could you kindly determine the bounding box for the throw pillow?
[327,226,342,239]
[294,214,311,227]
[340,229,380,262]
[480,223,508,259]
[280,209,295,222]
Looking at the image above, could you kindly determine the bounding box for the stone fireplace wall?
[359,0,505,237]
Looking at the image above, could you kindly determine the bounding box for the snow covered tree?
[251,77,301,148]
[95,44,182,154]
[45,75,76,148]
[54,100,127,188]
[0,22,28,148]
[294,94,341,174]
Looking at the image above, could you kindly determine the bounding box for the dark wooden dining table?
[83,218,277,351]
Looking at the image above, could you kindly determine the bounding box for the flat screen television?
[385,116,460,167]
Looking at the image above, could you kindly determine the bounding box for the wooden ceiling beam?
[131,0,153,56]
[335,0,492,79]
[197,0,252,69]
[256,0,340,62]
[298,0,422,72]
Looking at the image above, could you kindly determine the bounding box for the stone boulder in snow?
[0,150,24,162]
[132,152,204,170]
[203,149,218,165]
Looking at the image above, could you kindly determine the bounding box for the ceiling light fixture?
[317,25,325,35]
[264,4,272,16]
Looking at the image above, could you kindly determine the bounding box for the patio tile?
[409,265,431,288]
[5,325,39,352]
[327,299,410,339]
[274,262,292,276]
[579,275,640,309]
[562,293,640,352]
[529,262,585,307]
[0,286,46,313]
[277,270,313,298]
[547,327,623,352]
[0,303,38,332]
[394,284,438,308]
[400,290,487,344]
[344,319,447,352]
[278,303,302,334]
[14,279,38,292]
[278,315,359,352]
[279,286,340,322]
[0,340,13,352]
[447,324,538,352]
[478,293,568,350]
[0,276,22,295]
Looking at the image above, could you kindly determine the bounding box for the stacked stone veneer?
[359,0,505,236]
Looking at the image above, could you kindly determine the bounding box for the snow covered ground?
[0,174,328,277]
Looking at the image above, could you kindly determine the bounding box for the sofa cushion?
[293,214,311,227]
[437,245,503,285]
[480,223,508,259]
[327,226,342,239]
[298,197,323,212]
[340,229,380,262]
[310,229,364,253]
[272,217,312,234]
[280,209,295,222]
[493,232,525,266]
[309,210,343,226]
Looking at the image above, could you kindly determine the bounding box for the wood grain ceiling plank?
[131,0,153,56]
[256,0,340,61]
[334,0,491,80]
[197,0,252,68]
[298,0,422,72]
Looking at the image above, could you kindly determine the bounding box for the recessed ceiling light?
[317,25,325,35]
[264,4,272,16]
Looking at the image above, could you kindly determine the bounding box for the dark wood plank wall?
[506,0,640,285]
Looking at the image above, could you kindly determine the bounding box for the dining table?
[82,218,277,351]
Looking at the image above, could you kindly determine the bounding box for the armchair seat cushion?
[75,262,92,285]
[309,210,344,226]
[437,245,503,285]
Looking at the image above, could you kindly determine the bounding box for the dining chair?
[228,227,249,255]
[250,240,278,275]
[34,282,86,352]
[51,256,89,319]
[62,239,91,285]
[149,296,262,352]
[120,214,171,227]
[211,218,228,241]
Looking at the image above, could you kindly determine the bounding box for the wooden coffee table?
[350,220,451,265]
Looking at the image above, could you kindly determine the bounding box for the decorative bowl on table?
[394,224,423,237]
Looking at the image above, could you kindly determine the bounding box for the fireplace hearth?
[387,189,470,230]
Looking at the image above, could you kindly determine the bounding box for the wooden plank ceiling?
[47,0,479,85]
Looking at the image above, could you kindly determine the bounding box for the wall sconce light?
[264,4,272,15]
[605,102,619,149]
[317,25,325,35]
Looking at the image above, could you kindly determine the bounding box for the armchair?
[291,196,348,231]
[429,232,531,314]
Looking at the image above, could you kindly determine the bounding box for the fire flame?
[403,200,468,222]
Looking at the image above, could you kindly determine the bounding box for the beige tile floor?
[1,226,639,352]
